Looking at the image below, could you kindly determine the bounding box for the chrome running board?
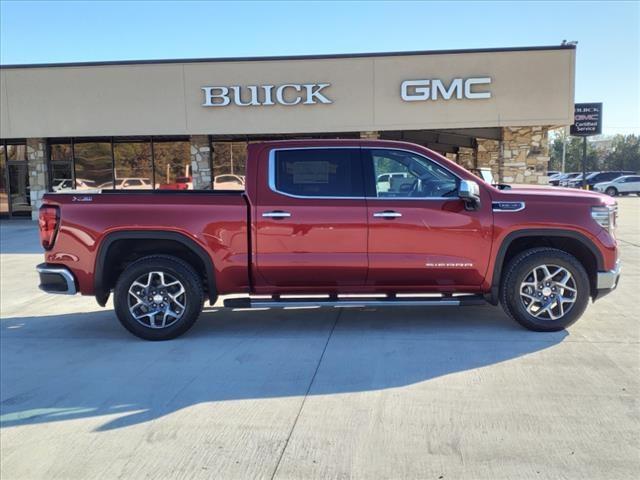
[224,295,486,309]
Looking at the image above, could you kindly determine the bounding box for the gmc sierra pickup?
[37,139,621,340]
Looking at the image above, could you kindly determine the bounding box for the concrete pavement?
[1,198,638,479]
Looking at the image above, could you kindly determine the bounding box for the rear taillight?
[39,205,60,250]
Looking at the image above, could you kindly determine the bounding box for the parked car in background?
[593,175,640,196]
[99,178,153,190]
[561,172,592,187]
[52,178,97,191]
[547,172,566,186]
[568,171,635,189]
[547,170,560,178]
[550,172,580,186]
[213,174,245,190]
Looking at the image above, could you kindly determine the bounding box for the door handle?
[373,210,402,219]
[262,211,291,219]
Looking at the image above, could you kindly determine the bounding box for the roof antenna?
[561,40,578,46]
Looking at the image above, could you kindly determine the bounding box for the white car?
[376,172,409,193]
[593,175,640,196]
[214,174,245,190]
[52,178,97,191]
[99,178,153,190]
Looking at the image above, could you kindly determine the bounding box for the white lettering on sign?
[401,77,491,102]
[202,83,332,107]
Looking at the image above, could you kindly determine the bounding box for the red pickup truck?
[37,139,621,340]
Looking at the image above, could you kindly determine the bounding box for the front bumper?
[594,260,621,300]
[36,263,77,295]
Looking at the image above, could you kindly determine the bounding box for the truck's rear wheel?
[500,248,590,331]
[114,255,204,340]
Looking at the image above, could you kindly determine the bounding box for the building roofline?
[0,44,576,70]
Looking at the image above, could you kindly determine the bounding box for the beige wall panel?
[0,48,575,138]
[373,49,574,130]
[183,58,373,135]
[0,64,187,138]
[0,72,10,137]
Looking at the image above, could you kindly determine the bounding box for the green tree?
[603,135,640,172]
[549,135,599,172]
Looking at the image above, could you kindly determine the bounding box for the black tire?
[605,187,618,196]
[114,255,204,340]
[500,248,590,332]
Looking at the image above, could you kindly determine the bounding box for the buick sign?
[202,83,333,107]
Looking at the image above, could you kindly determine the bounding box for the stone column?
[360,131,380,139]
[26,138,48,220]
[500,126,551,185]
[476,138,501,180]
[190,135,212,190]
[456,147,476,170]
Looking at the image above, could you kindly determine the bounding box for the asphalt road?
[1,198,638,479]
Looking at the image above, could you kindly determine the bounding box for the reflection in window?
[0,147,7,215]
[8,164,31,213]
[49,143,74,191]
[50,163,73,192]
[74,142,111,190]
[50,143,72,162]
[370,149,458,198]
[154,141,192,190]
[114,142,153,189]
[213,142,246,190]
[6,144,26,161]
[274,149,363,197]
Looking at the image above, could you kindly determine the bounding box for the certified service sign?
[570,103,603,136]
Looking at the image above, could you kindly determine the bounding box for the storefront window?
[212,142,247,190]
[6,144,26,162]
[46,137,248,193]
[73,142,112,190]
[114,142,153,189]
[49,142,74,191]
[154,141,192,190]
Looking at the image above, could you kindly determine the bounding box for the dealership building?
[0,44,576,219]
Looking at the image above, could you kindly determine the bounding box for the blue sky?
[1,0,638,134]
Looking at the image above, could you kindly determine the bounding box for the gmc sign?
[401,77,492,102]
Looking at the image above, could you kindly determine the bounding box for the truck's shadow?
[0,306,567,432]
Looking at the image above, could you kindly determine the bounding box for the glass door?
[8,164,31,215]
[1,141,31,218]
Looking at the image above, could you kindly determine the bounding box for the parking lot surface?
[1,198,639,480]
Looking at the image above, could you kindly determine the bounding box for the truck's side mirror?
[458,180,481,211]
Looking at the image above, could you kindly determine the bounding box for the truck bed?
[41,191,250,297]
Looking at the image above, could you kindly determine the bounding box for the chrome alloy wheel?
[128,271,186,329]
[519,264,577,321]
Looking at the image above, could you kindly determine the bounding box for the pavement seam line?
[269,309,342,480]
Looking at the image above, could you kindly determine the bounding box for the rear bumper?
[594,260,621,300]
[36,263,77,295]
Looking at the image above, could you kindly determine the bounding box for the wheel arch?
[94,230,217,306]
[488,229,604,305]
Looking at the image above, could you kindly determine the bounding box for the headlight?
[591,205,617,234]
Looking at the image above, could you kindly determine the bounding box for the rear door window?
[273,148,363,198]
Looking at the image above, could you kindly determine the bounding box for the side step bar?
[224,295,486,309]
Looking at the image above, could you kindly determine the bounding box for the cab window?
[367,149,458,198]
[273,148,363,198]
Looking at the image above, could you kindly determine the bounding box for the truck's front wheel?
[114,255,204,340]
[500,248,590,331]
